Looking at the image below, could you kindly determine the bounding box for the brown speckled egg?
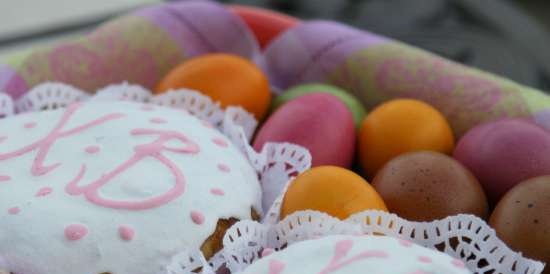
[489,176,550,268]
[372,151,488,222]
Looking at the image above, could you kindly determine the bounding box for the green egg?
[272,83,367,128]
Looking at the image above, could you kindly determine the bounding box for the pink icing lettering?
[318,239,388,274]
[0,175,10,182]
[0,103,201,211]
[190,211,205,225]
[7,207,20,215]
[210,188,225,196]
[452,259,465,268]
[268,259,285,274]
[118,225,135,241]
[85,145,100,154]
[418,256,432,263]
[212,137,228,148]
[24,122,36,129]
[64,224,88,241]
[0,103,124,177]
[150,117,167,124]
[66,128,199,210]
[217,163,230,173]
[35,187,53,197]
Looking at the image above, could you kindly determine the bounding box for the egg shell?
[272,83,367,128]
[372,151,488,222]
[489,176,550,269]
[253,93,356,168]
[453,118,550,205]
[155,53,271,120]
[228,5,299,49]
[359,99,455,178]
[281,166,387,220]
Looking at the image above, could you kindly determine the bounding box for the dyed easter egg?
[281,166,387,220]
[359,99,455,178]
[229,5,299,48]
[272,83,367,128]
[372,151,488,221]
[489,176,550,269]
[454,119,550,205]
[253,93,355,168]
[155,53,271,120]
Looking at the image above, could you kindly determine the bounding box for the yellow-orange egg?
[359,99,454,178]
[281,166,387,220]
[155,53,271,120]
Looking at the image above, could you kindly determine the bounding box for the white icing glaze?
[0,101,261,274]
[238,235,472,274]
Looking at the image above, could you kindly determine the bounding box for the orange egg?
[281,166,387,220]
[359,99,454,178]
[155,53,271,120]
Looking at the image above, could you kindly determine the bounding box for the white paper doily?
[0,82,312,274]
[220,210,545,274]
[0,83,545,274]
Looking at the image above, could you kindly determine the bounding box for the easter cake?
[238,235,471,274]
[0,101,261,274]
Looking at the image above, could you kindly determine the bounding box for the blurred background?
[1,0,549,91]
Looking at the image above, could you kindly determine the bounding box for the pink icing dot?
[190,211,205,225]
[212,137,228,148]
[452,259,466,268]
[35,187,53,197]
[24,122,36,129]
[150,117,167,124]
[7,207,20,215]
[141,105,154,111]
[201,120,214,128]
[268,259,285,274]
[118,225,135,241]
[85,145,100,154]
[418,256,432,263]
[0,136,7,143]
[64,224,88,241]
[261,248,275,257]
[210,188,225,196]
[409,271,429,274]
[399,238,413,247]
[217,163,231,173]
[0,175,11,182]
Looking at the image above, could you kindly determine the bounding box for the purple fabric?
[136,1,260,60]
[264,21,388,90]
[134,4,203,57]
[0,0,261,98]
[0,64,28,99]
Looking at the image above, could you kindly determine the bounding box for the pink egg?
[453,119,550,204]
[253,93,355,167]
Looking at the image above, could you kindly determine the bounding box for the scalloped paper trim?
[220,210,545,274]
